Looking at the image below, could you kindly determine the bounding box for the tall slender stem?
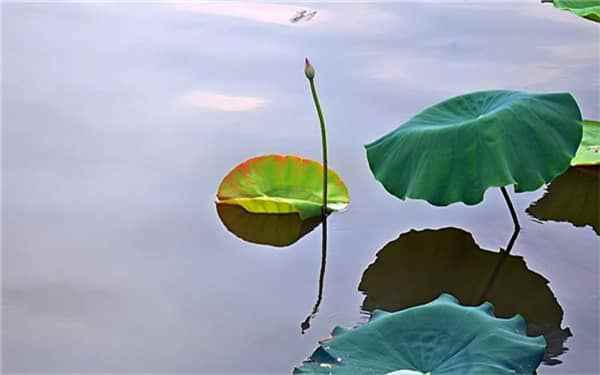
[500,186,521,231]
[301,59,329,334]
[305,59,328,217]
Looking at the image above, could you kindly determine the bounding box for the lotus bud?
[304,58,315,80]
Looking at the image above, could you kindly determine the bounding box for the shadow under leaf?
[527,166,599,236]
[358,227,571,365]
[216,203,322,247]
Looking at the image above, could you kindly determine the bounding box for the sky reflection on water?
[2,1,598,373]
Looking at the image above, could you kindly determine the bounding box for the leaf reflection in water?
[216,203,322,247]
[527,166,599,236]
[358,227,571,365]
[216,202,329,334]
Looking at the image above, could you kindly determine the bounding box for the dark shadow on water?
[358,227,571,366]
[527,166,599,236]
[216,203,322,247]
[215,202,328,333]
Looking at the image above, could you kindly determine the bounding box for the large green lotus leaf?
[551,0,600,23]
[216,155,349,220]
[294,294,546,374]
[527,166,599,235]
[216,203,321,247]
[572,120,600,166]
[365,90,582,206]
[358,228,570,365]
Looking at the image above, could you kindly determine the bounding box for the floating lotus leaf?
[294,293,546,374]
[216,203,321,247]
[365,90,582,206]
[547,0,600,23]
[216,155,349,220]
[527,166,599,235]
[358,228,571,364]
[572,120,600,166]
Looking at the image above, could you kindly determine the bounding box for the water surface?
[2,2,599,373]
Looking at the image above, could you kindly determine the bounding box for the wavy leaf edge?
[294,293,547,374]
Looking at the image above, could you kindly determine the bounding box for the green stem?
[500,186,521,231]
[308,77,328,215]
[476,226,519,304]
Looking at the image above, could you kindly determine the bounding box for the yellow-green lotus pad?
[216,154,349,220]
[572,120,600,166]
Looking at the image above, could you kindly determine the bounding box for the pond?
[2,2,598,374]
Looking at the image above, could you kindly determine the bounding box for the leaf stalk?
[500,186,521,231]
[305,59,328,216]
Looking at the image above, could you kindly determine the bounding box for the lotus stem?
[477,223,520,304]
[305,58,328,216]
[503,225,520,254]
[477,249,509,303]
[301,58,329,334]
[500,186,521,231]
[479,187,521,304]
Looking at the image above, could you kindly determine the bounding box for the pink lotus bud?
[304,58,315,80]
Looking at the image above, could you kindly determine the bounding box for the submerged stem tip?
[304,57,315,80]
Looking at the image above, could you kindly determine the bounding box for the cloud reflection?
[179,90,267,112]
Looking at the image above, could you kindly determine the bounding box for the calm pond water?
[2,2,599,374]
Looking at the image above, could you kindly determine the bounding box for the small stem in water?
[305,58,328,216]
[500,186,521,231]
[476,187,521,303]
[477,226,520,303]
[301,215,328,334]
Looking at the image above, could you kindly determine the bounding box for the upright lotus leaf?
[572,120,600,166]
[527,166,599,235]
[216,203,321,247]
[365,90,582,207]
[545,0,600,23]
[216,155,349,220]
[294,294,546,374]
[358,228,571,364]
